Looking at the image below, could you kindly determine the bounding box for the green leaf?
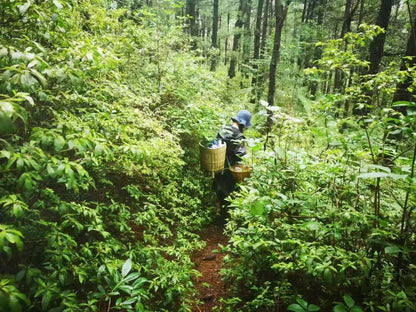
[0,150,11,159]
[53,0,63,10]
[132,277,147,288]
[385,246,403,255]
[17,2,30,15]
[0,113,16,135]
[118,285,133,294]
[21,94,34,106]
[20,72,37,88]
[333,304,348,312]
[42,291,51,311]
[250,201,264,216]
[0,47,8,57]
[297,299,308,309]
[29,69,47,87]
[54,136,65,152]
[343,295,354,308]
[324,268,333,284]
[122,297,137,305]
[46,164,56,178]
[122,259,132,277]
[358,172,389,179]
[9,295,22,312]
[308,304,320,311]
[351,306,364,312]
[288,304,306,312]
[303,221,321,231]
[0,101,15,117]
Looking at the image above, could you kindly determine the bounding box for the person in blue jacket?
[213,110,252,212]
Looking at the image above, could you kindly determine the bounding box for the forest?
[0,0,415,311]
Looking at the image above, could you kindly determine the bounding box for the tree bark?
[267,0,290,128]
[228,0,245,78]
[253,0,264,61]
[353,0,394,116]
[185,0,198,49]
[301,0,308,23]
[368,0,394,74]
[242,0,253,64]
[185,0,198,36]
[260,0,270,57]
[224,12,230,65]
[306,0,317,23]
[334,0,356,94]
[251,0,265,98]
[357,0,365,29]
[392,7,416,114]
[340,0,353,37]
[210,0,219,71]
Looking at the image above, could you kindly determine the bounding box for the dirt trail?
[191,223,228,312]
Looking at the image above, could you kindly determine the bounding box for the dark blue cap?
[232,110,252,128]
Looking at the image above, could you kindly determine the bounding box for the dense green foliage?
[1,0,416,312]
[220,20,416,312]
[0,1,244,311]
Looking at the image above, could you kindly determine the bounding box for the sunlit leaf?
[53,0,63,10]
[122,258,132,277]
[17,2,30,15]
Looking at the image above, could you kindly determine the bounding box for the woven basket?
[199,142,227,175]
[230,165,252,182]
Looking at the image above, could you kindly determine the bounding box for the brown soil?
[191,223,228,312]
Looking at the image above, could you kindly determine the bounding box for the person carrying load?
[213,110,253,212]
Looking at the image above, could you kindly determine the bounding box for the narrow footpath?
[191,223,228,312]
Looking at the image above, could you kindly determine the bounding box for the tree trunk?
[306,0,317,23]
[354,0,394,117]
[260,0,270,57]
[253,0,264,61]
[301,0,308,23]
[228,0,245,78]
[210,0,219,71]
[242,0,253,64]
[251,0,265,99]
[357,0,365,29]
[224,12,231,65]
[368,0,393,74]
[392,8,416,114]
[334,0,354,94]
[340,0,353,37]
[185,0,198,48]
[267,0,290,128]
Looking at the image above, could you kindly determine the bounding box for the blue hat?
[232,110,252,128]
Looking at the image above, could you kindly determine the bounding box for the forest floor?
[191,223,228,312]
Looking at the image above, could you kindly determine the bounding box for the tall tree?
[267,0,291,128]
[210,0,219,71]
[224,12,231,65]
[251,0,265,98]
[353,0,394,117]
[242,0,253,63]
[334,0,359,94]
[392,6,416,114]
[228,0,245,78]
[368,0,394,74]
[185,0,198,41]
[253,0,264,62]
[260,0,270,57]
[304,0,318,23]
[357,0,365,29]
